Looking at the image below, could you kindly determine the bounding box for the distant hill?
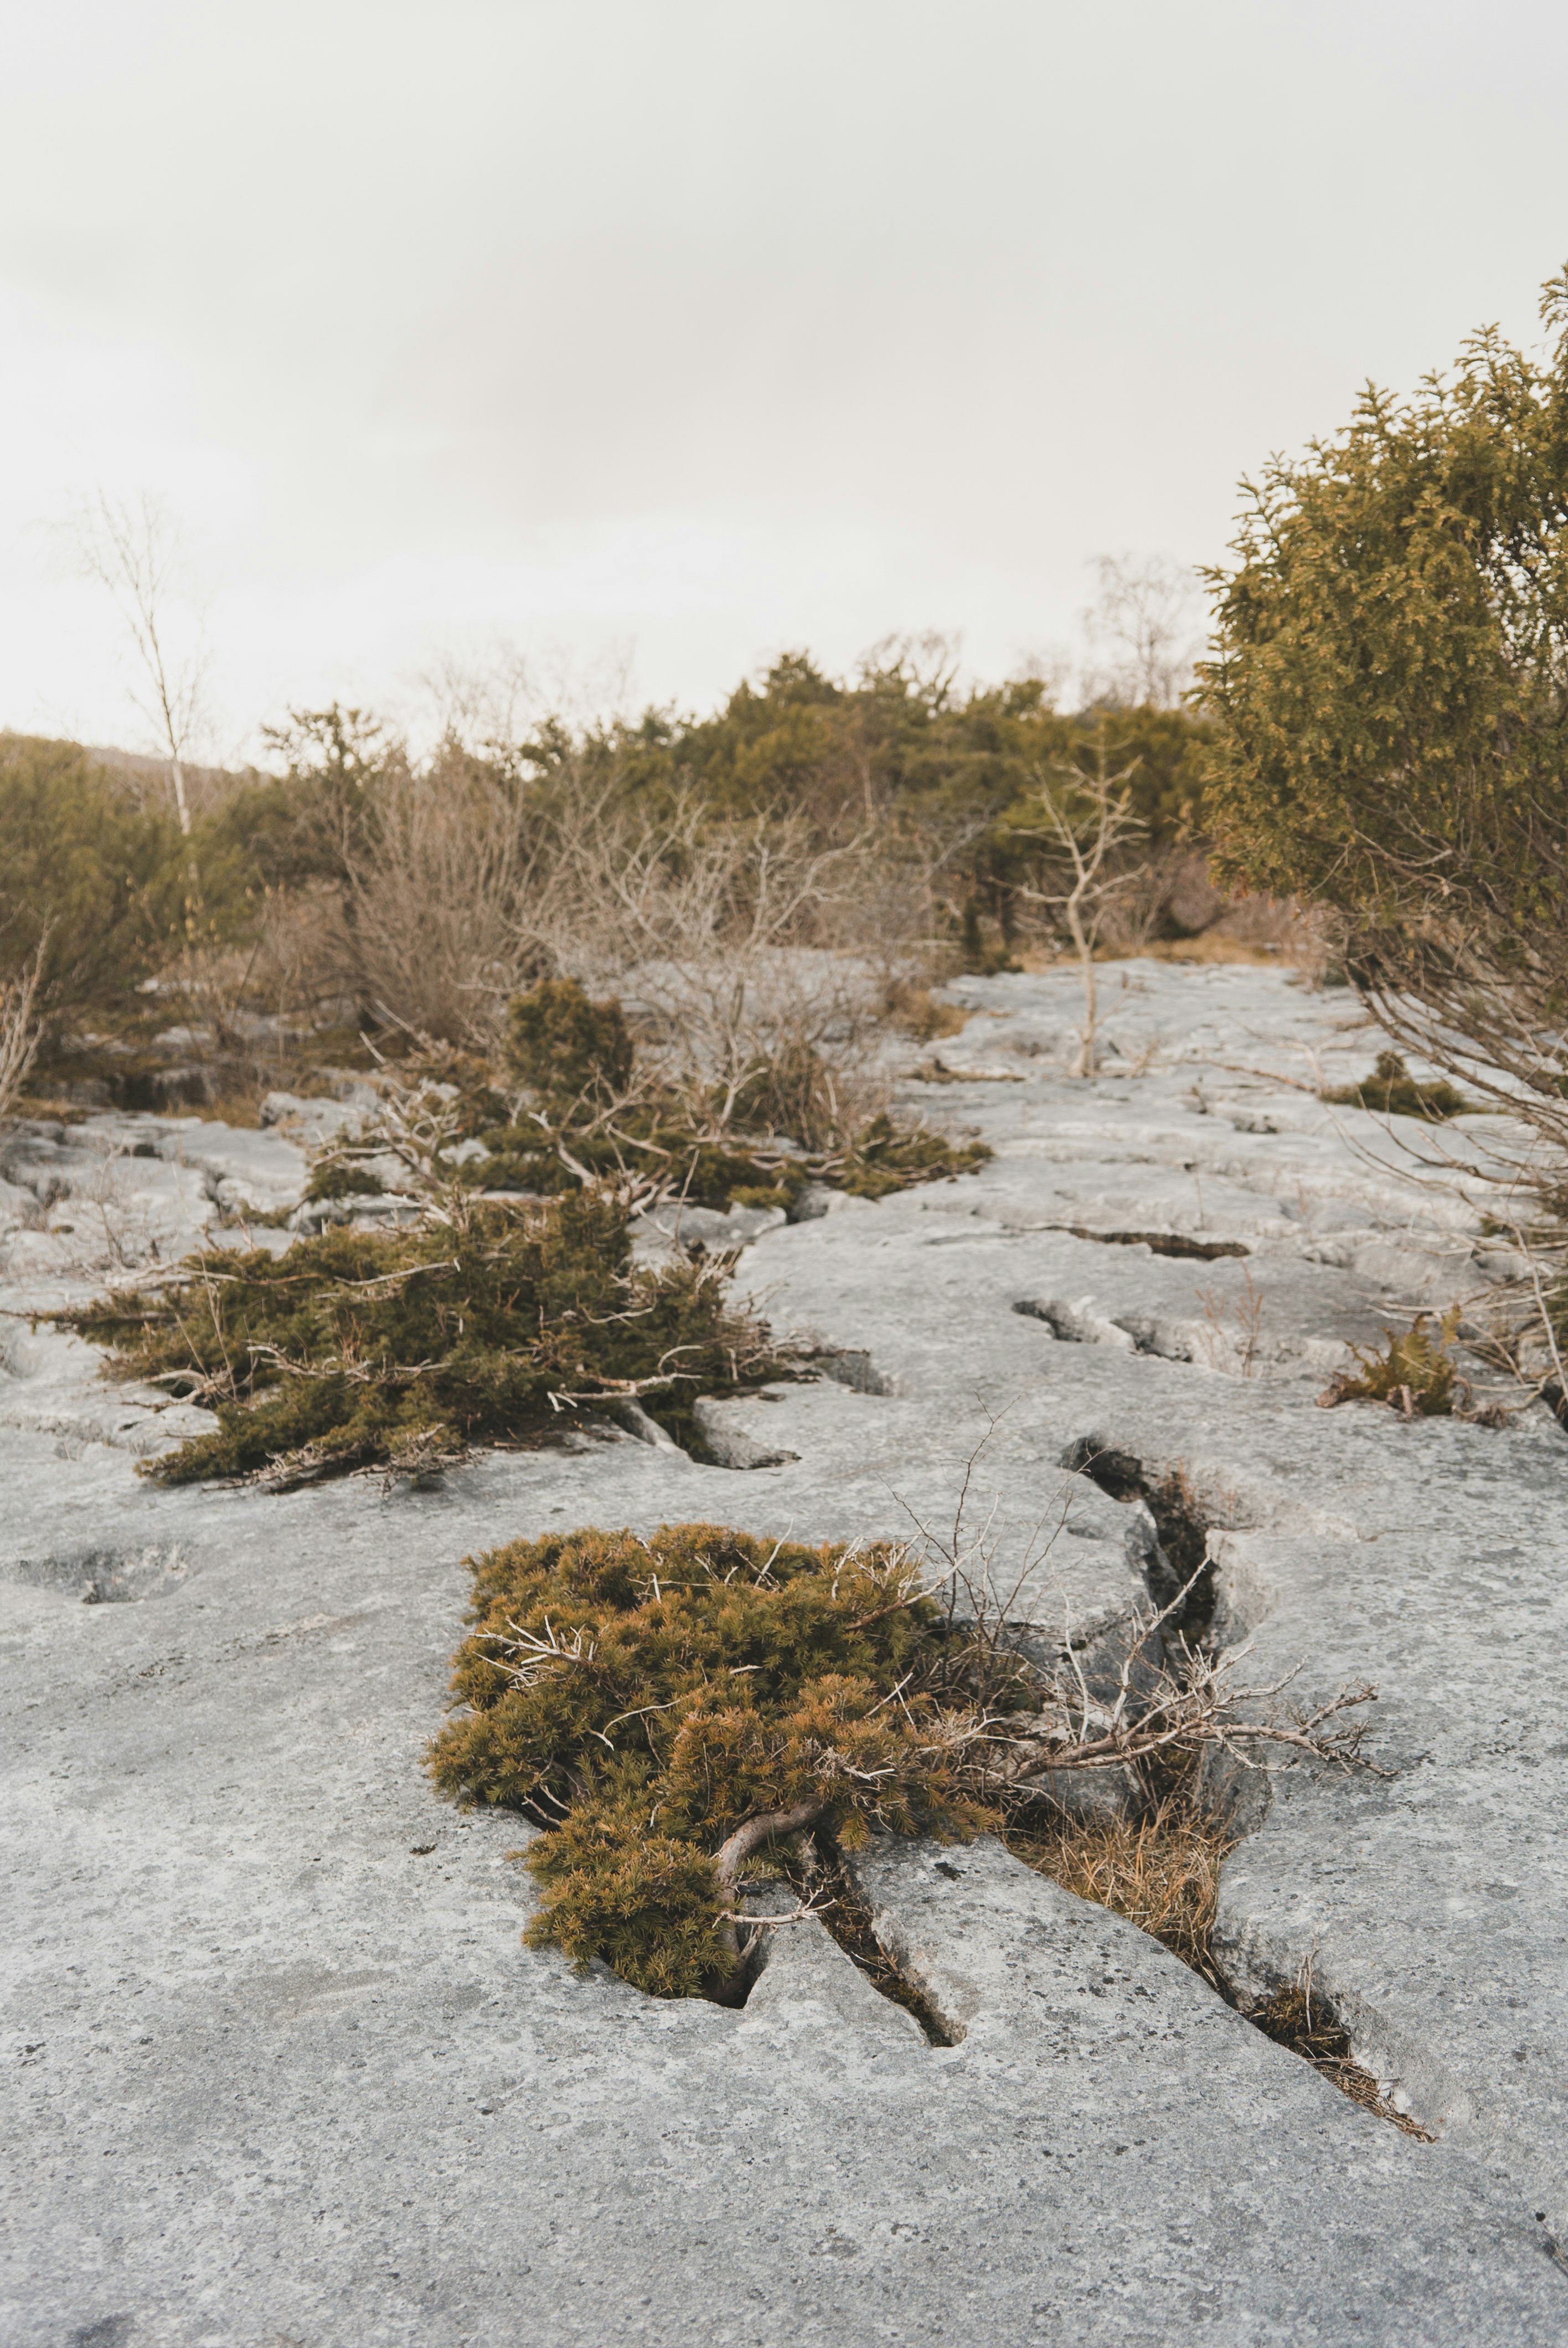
[84,741,261,818]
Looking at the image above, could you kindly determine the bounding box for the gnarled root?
[711,1796,827,1974]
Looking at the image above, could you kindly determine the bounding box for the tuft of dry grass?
[198,1088,267,1128]
[1249,1979,1435,2140]
[1011,1801,1435,2140]
[1317,1307,1476,1419]
[1007,1800,1235,1987]
[883,977,969,1042]
[1136,934,1292,967]
[1014,934,1299,973]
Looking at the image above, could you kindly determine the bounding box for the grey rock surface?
[740,1884,926,2051]
[4,962,1568,2342]
[632,1198,790,1255]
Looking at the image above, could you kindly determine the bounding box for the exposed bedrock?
[4,962,1568,2342]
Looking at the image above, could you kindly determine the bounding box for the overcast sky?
[1,0,1564,759]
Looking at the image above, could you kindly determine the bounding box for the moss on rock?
[1322,1051,1474,1122]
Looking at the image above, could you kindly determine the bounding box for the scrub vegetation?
[1314,1307,1501,1421]
[1,599,1230,1121]
[68,1190,777,1489]
[64,967,991,1484]
[1201,268,1568,1373]
[1200,268,1568,1156]
[428,1517,1382,2001]
[312,977,989,1216]
[1320,1050,1473,1123]
[62,973,986,1487]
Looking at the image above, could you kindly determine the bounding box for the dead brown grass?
[1007,1799,1235,1987]
[1010,1802,1435,2139]
[198,1088,267,1128]
[1249,1980,1435,2140]
[883,977,969,1042]
[1136,935,1293,967]
[1013,935,1293,972]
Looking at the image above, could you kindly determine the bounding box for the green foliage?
[457,981,990,1209]
[831,1114,991,1198]
[0,655,1211,1065]
[303,1156,385,1201]
[1199,271,1568,1122]
[1319,1309,1465,1415]
[657,653,1207,846]
[65,1191,778,1488]
[0,734,189,1020]
[504,979,635,1110]
[427,1522,991,1997]
[1322,1051,1474,1122]
[211,703,396,895]
[517,655,1211,935]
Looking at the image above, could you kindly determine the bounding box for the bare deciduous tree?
[1018,734,1147,1075]
[343,752,541,1044]
[75,491,208,835]
[0,931,48,1120]
[1081,553,1200,710]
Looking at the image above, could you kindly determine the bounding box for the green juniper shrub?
[1198,271,1568,1151]
[1321,1051,1474,1122]
[466,979,990,1209]
[303,1155,386,1201]
[832,1114,988,1199]
[0,733,190,1027]
[427,1522,996,1998]
[64,975,987,1490]
[506,978,635,1111]
[66,1190,780,1489]
[1317,1308,1468,1417]
[427,1518,1381,2001]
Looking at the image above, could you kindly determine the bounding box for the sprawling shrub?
[428,1523,987,1996]
[1321,1051,1473,1122]
[380,979,991,1211]
[67,1189,778,1487]
[522,979,988,1202]
[1199,270,1568,1155]
[505,978,635,1110]
[427,1516,1381,2002]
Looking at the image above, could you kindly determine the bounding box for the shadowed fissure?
[1018,1443,1428,2137]
[1058,1227,1251,1262]
[720,1444,1429,2140]
[734,1845,962,2047]
[430,1476,1422,2136]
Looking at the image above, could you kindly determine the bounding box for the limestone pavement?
[3,961,1566,2344]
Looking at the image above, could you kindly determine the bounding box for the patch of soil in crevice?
[1060,1436,1216,1639]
